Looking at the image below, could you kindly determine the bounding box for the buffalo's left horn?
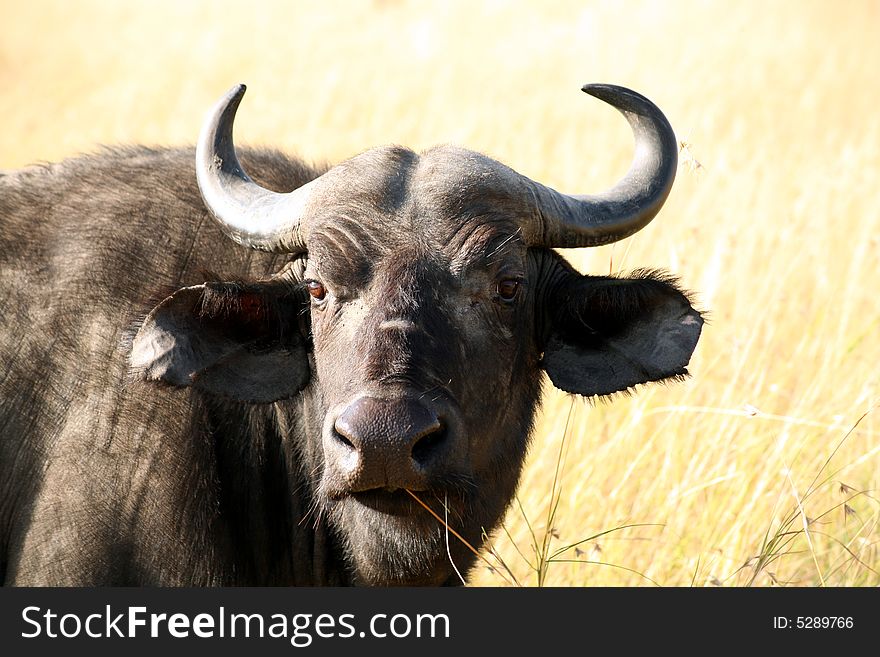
[196,84,318,254]
[519,84,678,248]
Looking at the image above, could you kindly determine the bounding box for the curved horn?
[196,84,318,253]
[522,84,678,248]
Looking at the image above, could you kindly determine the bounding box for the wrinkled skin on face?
[303,150,543,584]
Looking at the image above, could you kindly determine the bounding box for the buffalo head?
[131,84,702,585]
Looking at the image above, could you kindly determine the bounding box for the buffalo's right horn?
[196,84,318,254]
[518,84,678,248]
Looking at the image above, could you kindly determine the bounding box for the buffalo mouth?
[351,488,423,517]
[324,483,475,544]
[327,486,479,586]
[345,485,471,522]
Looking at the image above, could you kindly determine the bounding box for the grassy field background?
[2,0,877,586]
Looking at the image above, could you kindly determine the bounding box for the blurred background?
[2,0,877,586]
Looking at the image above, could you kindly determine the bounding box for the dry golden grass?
[2,0,877,586]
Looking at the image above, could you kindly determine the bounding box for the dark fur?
[0,147,339,584]
[0,145,701,585]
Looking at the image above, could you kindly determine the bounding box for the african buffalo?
[0,83,702,585]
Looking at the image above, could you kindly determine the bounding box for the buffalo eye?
[306,280,326,302]
[496,278,520,302]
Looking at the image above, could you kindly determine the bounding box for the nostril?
[332,427,356,451]
[329,419,360,477]
[332,416,357,451]
[411,423,447,466]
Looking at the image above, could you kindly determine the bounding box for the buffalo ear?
[542,270,703,397]
[130,280,310,403]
